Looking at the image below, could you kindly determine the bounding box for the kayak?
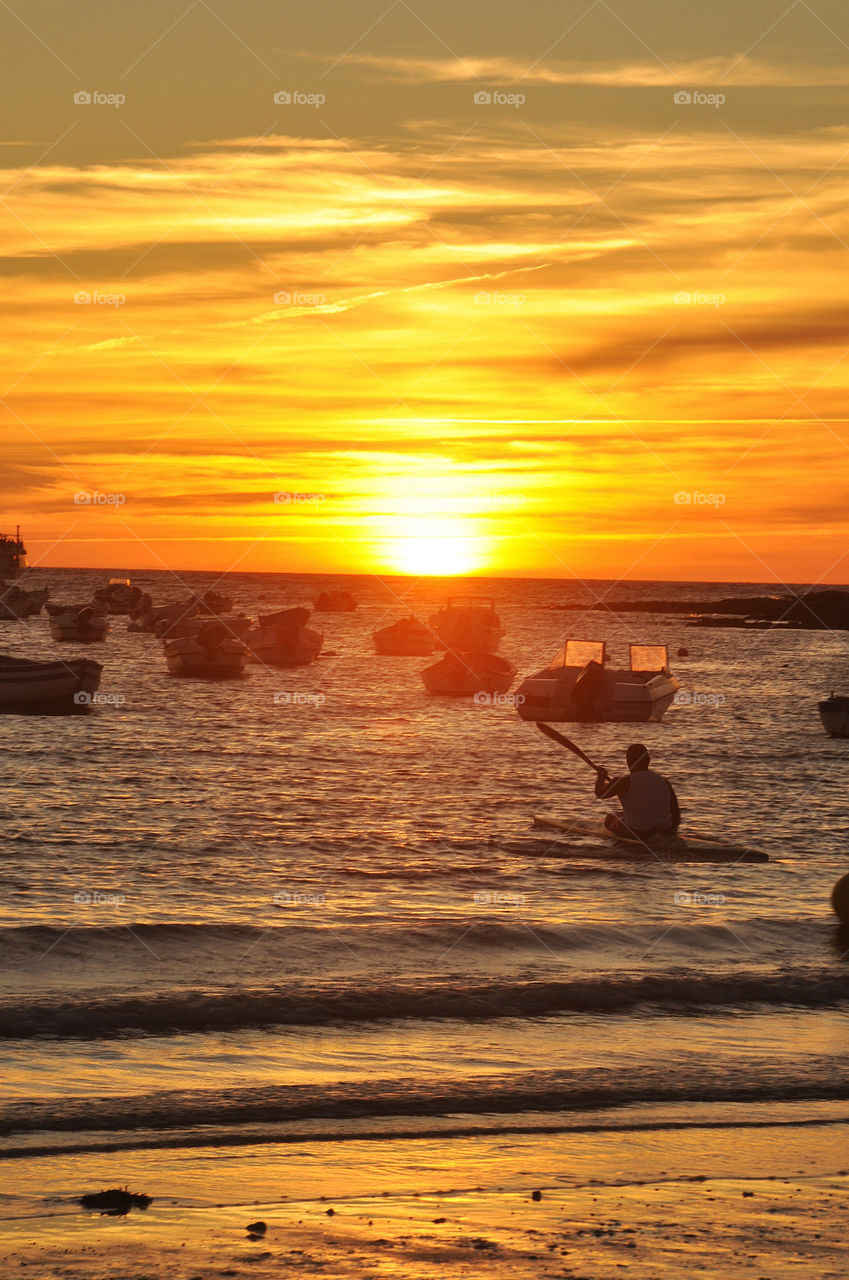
[531,815,769,863]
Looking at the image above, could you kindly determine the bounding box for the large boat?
[373,615,436,656]
[428,597,503,652]
[0,654,102,714]
[421,650,517,697]
[819,694,849,738]
[516,639,679,723]
[0,526,27,579]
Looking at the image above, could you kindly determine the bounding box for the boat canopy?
[630,644,669,673]
[548,639,606,670]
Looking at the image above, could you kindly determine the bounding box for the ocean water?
[1,571,848,1170]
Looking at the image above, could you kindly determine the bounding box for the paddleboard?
[532,815,769,863]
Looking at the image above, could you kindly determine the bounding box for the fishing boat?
[47,603,109,642]
[247,607,324,666]
[516,639,679,723]
[0,654,102,714]
[428,597,503,652]
[93,579,143,614]
[819,694,849,739]
[373,615,436,656]
[128,597,198,635]
[531,815,768,863]
[196,589,233,615]
[0,526,27,578]
[164,621,249,678]
[0,582,50,620]
[314,589,357,612]
[421,650,517,697]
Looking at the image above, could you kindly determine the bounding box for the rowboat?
[47,603,109,642]
[531,815,769,863]
[0,654,103,714]
[247,607,323,666]
[373,615,436,656]
[429,597,504,652]
[421,650,516,697]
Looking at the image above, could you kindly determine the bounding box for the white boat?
[819,694,849,738]
[428,597,503,652]
[516,639,679,723]
[373,615,436,656]
[421,650,516,697]
[164,622,249,678]
[47,603,109,642]
[247,607,323,666]
[0,654,102,714]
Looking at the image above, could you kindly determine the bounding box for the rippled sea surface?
[1,570,848,1161]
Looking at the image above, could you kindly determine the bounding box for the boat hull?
[531,815,768,862]
[421,651,517,697]
[819,697,849,738]
[516,670,679,723]
[0,656,103,714]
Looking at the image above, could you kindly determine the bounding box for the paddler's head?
[625,743,650,771]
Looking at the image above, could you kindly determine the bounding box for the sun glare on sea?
[384,518,484,576]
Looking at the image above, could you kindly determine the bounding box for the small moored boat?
[247,607,324,666]
[428,597,503,652]
[373,615,436,656]
[314,589,357,612]
[421,650,517,697]
[0,654,103,714]
[819,694,849,739]
[516,639,679,723]
[164,621,249,678]
[93,579,143,615]
[47,603,109,642]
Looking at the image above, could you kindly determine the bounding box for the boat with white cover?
[247,607,323,666]
[164,621,249,678]
[516,639,679,723]
[47,603,109,642]
[0,654,103,714]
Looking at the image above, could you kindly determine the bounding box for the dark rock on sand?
[246,1221,266,1234]
[79,1188,152,1213]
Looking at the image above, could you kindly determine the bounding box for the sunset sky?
[2,0,849,581]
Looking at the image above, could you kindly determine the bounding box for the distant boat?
[164,622,249,678]
[314,590,357,612]
[46,603,109,643]
[0,654,102,714]
[247,607,323,666]
[0,583,49,619]
[819,694,849,738]
[428,597,503,652]
[0,526,27,579]
[373,616,436,656]
[421,650,517,697]
[516,639,679,723]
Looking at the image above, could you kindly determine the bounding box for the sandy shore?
[2,1117,847,1278]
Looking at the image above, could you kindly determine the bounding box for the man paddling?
[594,744,680,839]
